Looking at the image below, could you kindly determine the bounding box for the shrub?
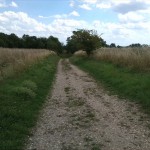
[14,87,36,99]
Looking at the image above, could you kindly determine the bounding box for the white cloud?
[0,0,18,8]
[112,0,131,5]
[39,11,80,19]
[54,14,68,19]
[0,11,47,35]
[113,1,147,14]
[0,11,150,45]
[79,4,92,10]
[0,3,6,7]
[10,1,18,8]
[96,3,111,9]
[80,0,97,4]
[118,12,145,23]
[52,18,87,28]
[38,15,48,19]
[38,14,68,19]
[94,0,150,14]
[0,0,6,7]
[70,11,80,17]
[69,0,75,7]
[0,11,87,42]
[89,21,150,45]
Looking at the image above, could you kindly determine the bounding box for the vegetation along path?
[26,59,150,150]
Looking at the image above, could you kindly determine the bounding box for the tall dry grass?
[74,50,87,57]
[0,48,55,80]
[93,47,150,72]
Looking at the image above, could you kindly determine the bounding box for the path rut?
[26,59,150,150]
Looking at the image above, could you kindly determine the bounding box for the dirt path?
[27,59,150,150]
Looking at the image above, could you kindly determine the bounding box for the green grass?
[0,55,59,150]
[70,56,150,112]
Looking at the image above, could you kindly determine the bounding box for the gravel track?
[26,59,150,150]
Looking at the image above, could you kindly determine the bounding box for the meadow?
[93,47,150,72]
[0,48,55,80]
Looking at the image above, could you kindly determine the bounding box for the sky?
[0,0,150,46]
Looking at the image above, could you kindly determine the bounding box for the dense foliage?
[66,29,107,55]
[0,33,63,54]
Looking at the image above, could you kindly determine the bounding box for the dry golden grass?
[0,48,56,79]
[74,50,87,57]
[93,47,150,71]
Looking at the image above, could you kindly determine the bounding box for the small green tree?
[66,29,106,56]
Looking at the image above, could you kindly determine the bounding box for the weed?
[66,97,85,108]
[70,107,96,128]
[91,143,102,150]
[65,87,70,93]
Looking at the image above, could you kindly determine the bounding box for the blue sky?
[0,0,150,46]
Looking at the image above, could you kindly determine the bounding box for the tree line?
[0,32,63,54]
[0,30,149,56]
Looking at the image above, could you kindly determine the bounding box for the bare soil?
[26,59,150,150]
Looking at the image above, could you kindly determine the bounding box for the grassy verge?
[70,56,150,112]
[0,55,59,150]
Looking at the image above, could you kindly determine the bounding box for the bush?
[22,80,37,92]
[14,87,36,99]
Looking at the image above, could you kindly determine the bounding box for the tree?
[0,33,7,47]
[22,35,38,48]
[47,36,63,54]
[117,45,122,48]
[8,33,21,48]
[129,43,142,48]
[110,43,116,48]
[66,29,106,56]
[37,37,47,49]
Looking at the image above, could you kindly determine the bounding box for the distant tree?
[0,33,8,47]
[117,45,122,48]
[22,34,30,48]
[0,39,5,47]
[129,43,142,48]
[22,35,39,48]
[37,37,47,49]
[8,33,21,48]
[142,44,149,48]
[66,29,106,56]
[110,43,116,48]
[47,36,63,54]
[66,37,81,54]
